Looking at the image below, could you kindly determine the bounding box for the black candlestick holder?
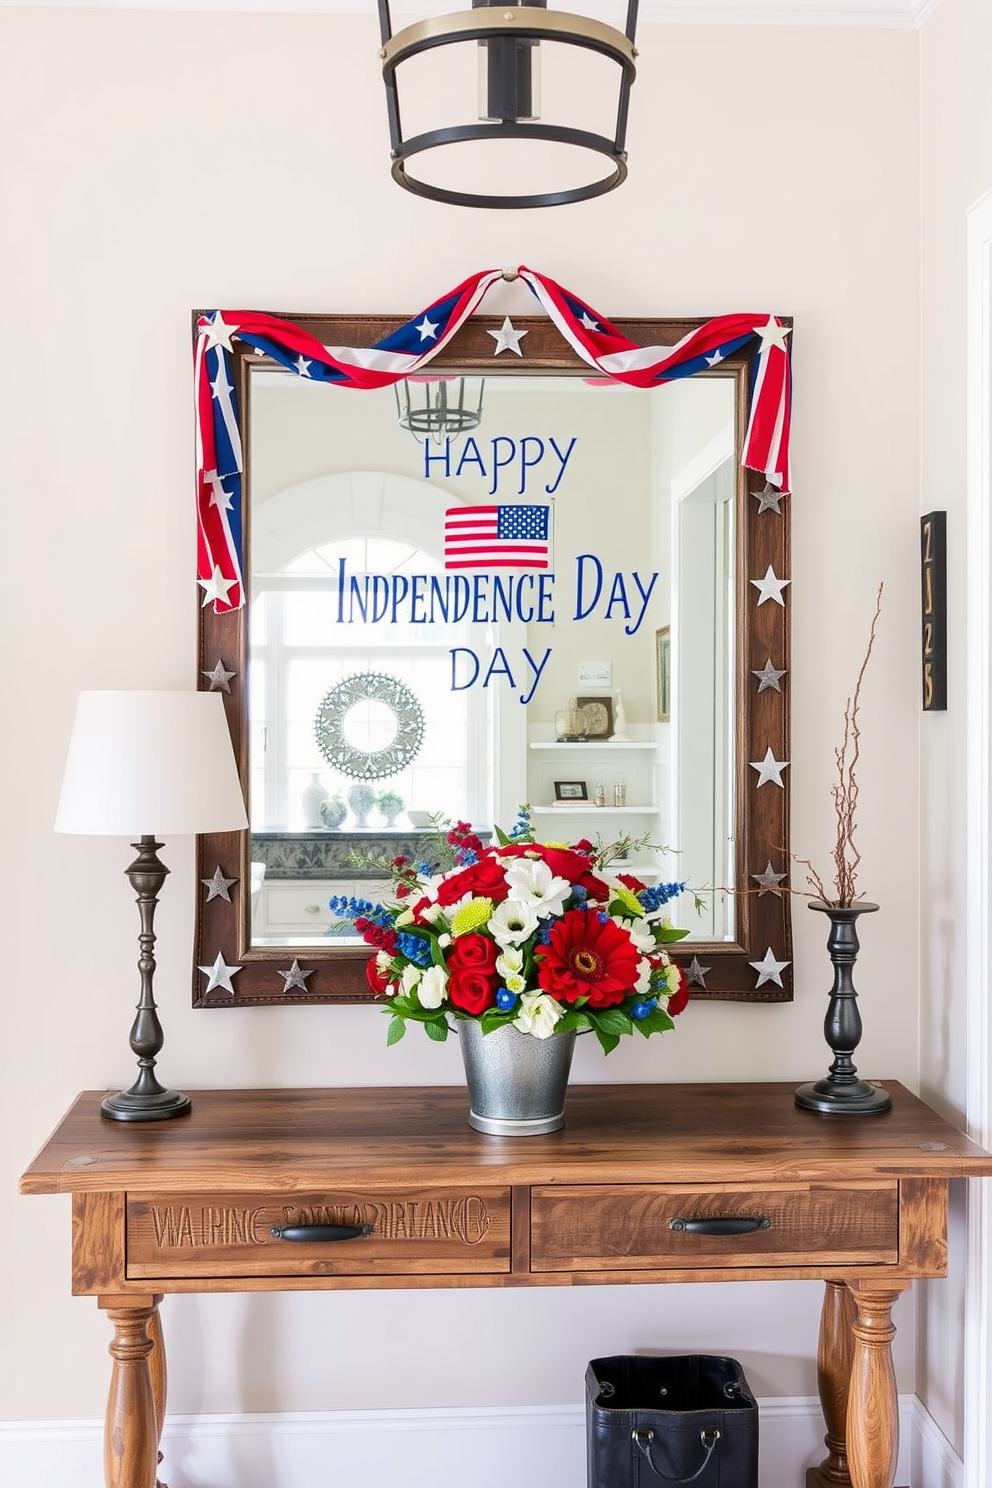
[100,835,192,1122]
[795,900,891,1116]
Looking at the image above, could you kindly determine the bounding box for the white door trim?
[964,183,992,1488]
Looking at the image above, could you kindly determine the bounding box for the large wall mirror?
[194,310,791,1006]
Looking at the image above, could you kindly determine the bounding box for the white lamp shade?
[55,690,249,837]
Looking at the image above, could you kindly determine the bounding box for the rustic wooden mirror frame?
[193,309,792,1008]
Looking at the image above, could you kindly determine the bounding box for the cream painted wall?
[1,7,923,1431]
[918,0,992,1454]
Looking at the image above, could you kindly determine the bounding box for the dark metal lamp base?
[795,1080,892,1116]
[101,1087,192,1122]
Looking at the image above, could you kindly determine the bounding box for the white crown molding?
[0,0,944,26]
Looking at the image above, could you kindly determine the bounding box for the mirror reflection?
[247,372,736,949]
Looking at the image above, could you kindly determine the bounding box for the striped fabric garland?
[195,266,791,612]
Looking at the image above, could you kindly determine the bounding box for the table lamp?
[55,690,248,1122]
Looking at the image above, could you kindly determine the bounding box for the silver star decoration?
[686,956,712,988]
[755,317,792,355]
[749,947,791,988]
[753,482,786,514]
[751,861,788,896]
[488,316,528,357]
[199,312,238,353]
[749,747,789,788]
[752,659,787,693]
[750,565,791,607]
[203,659,237,693]
[278,959,315,993]
[198,952,241,995]
[415,315,439,341]
[202,866,238,902]
[198,565,237,608]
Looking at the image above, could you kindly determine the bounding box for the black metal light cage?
[377,0,640,209]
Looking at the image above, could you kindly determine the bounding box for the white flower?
[419,900,447,924]
[503,858,571,918]
[400,963,422,997]
[619,917,656,956]
[496,946,524,979]
[395,909,416,927]
[503,971,527,995]
[634,958,653,996]
[437,933,452,949]
[417,964,448,1009]
[663,962,681,996]
[513,991,565,1039]
[376,950,393,975]
[489,898,540,946]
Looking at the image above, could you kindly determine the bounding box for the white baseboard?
[0,1393,959,1487]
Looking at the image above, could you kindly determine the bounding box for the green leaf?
[386,1016,407,1046]
[494,825,511,846]
[593,1026,621,1055]
[656,925,691,943]
[430,936,449,970]
[479,1009,514,1034]
[595,1008,634,1038]
[555,1009,592,1034]
[423,1016,450,1042]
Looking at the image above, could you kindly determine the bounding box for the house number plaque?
[921,511,947,711]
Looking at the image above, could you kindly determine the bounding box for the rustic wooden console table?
[19,1082,992,1488]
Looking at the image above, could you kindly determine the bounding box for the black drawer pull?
[269,1223,374,1242]
[669,1216,771,1235]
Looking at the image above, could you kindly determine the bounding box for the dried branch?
[816,583,883,906]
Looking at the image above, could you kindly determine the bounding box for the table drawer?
[126,1187,511,1279]
[530,1182,899,1272]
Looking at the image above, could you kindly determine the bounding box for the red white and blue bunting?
[194,265,792,613]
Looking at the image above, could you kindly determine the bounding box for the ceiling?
[4,0,940,25]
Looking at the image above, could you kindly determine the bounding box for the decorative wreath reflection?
[315,672,425,782]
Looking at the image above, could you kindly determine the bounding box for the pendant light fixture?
[377,0,640,209]
[394,376,486,445]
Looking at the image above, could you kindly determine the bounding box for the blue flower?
[496,990,518,1011]
[396,932,433,967]
[638,881,687,912]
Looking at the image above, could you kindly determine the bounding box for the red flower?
[495,844,594,882]
[366,955,392,996]
[448,934,499,974]
[575,872,612,903]
[535,908,640,1008]
[667,965,690,1017]
[617,872,647,894]
[437,853,512,906]
[447,966,497,1015]
[540,846,596,881]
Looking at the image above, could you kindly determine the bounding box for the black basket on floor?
[586,1354,759,1487]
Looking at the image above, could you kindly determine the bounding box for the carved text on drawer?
[126,1187,512,1279]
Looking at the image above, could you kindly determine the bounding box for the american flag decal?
[444,505,551,570]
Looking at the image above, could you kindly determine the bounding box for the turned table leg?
[99,1297,161,1488]
[147,1302,168,1488]
[807,1279,858,1488]
[845,1282,909,1488]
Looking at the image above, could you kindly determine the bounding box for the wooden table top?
[19,1083,992,1196]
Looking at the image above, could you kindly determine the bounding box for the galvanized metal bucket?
[457,1021,577,1136]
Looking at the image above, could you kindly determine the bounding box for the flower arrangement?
[330,809,691,1053]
